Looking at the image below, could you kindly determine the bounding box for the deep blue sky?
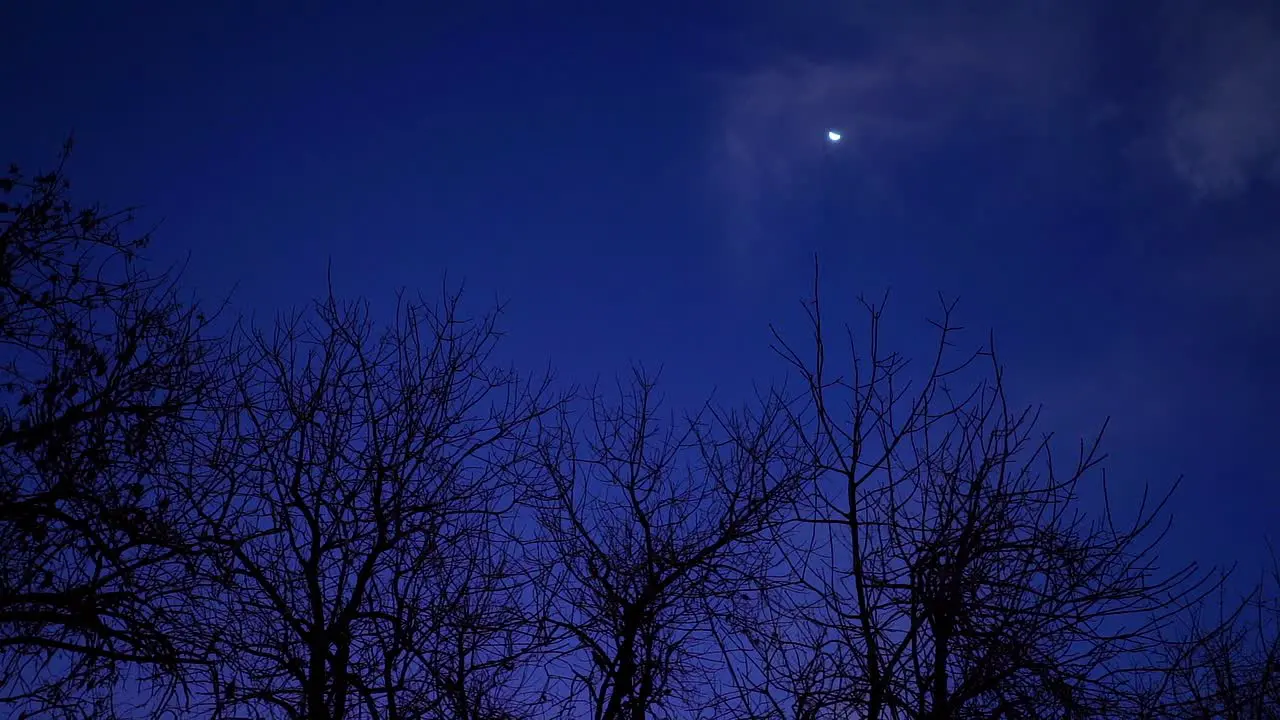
[5,1,1278,576]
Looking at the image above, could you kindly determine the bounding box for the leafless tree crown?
[3,155,1274,720]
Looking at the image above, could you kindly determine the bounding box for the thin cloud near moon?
[706,0,1279,457]
[710,11,1086,261]
[711,0,1279,253]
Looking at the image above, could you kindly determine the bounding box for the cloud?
[1147,2,1280,351]
[1160,4,1280,198]
[713,0,1280,241]
[710,4,1092,262]
[704,5,1278,550]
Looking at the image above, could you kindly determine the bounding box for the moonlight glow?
[827,130,842,143]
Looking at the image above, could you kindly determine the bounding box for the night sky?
[5,1,1278,578]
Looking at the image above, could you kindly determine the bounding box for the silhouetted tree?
[0,144,220,717]
[717,278,1210,719]
[531,371,809,720]
[183,288,560,719]
[1135,559,1280,718]
[8,149,1278,720]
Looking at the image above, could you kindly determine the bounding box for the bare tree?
[0,144,221,717]
[719,274,1210,719]
[8,150,1271,720]
[1135,558,1280,719]
[531,370,809,720]
[182,288,561,719]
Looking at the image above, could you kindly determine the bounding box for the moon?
[827,130,842,143]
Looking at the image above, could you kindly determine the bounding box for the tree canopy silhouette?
[179,288,562,720]
[1,142,220,716]
[2,150,1275,720]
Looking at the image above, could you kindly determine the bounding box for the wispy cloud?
[709,1,1279,458]
[714,1,1280,237]
[1150,2,1280,352]
[1159,4,1280,198]
[710,4,1091,263]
